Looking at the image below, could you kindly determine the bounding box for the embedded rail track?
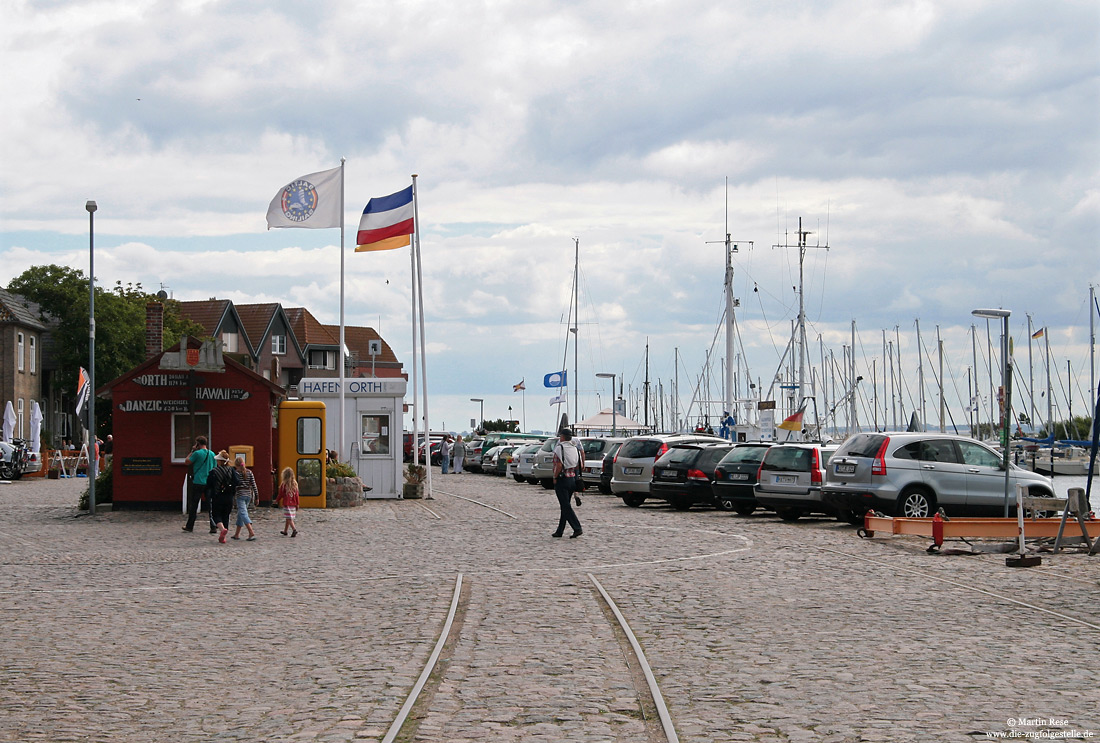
[380,572,681,743]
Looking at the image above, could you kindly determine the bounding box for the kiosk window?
[361,414,389,455]
[297,458,322,497]
[297,417,322,455]
[172,414,211,462]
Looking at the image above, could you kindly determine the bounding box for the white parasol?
[30,401,43,453]
[2,401,15,442]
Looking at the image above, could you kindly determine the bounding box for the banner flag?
[266,167,342,229]
[356,186,414,251]
[513,380,526,392]
[544,371,566,388]
[549,393,567,406]
[75,367,91,431]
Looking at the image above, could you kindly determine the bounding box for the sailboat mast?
[573,238,579,427]
[1027,313,1035,432]
[644,339,650,429]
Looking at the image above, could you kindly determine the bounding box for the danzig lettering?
[118,399,190,413]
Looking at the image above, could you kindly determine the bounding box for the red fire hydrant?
[932,511,944,548]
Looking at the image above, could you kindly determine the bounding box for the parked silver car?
[532,436,622,489]
[579,437,626,489]
[509,443,543,482]
[822,432,1056,522]
[611,433,728,507]
[753,442,840,521]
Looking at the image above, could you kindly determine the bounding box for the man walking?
[551,428,584,538]
[183,436,217,533]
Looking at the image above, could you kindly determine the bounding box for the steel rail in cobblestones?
[431,488,517,518]
[381,573,463,743]
[819,547,1100,631]
[589,572,680,743]
[416,502,442,519]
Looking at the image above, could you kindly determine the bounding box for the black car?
[599,441,625,494]
[712,442,773,515]
[649,443,736,510]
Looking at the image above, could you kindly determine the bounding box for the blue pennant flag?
[544,371,566,388]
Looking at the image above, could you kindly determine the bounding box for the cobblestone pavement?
[1,473,1098,742]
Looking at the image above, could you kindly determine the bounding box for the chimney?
[145,302,164,359]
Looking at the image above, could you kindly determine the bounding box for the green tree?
[481,418,519,433]
[8,264,203,433]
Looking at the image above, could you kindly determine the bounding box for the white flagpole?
[410,188,420,471]
[412,174,433,499]
[338,158,346,461]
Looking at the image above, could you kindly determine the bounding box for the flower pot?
[402,482,424,499]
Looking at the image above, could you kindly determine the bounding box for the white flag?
[549,393,567,406]
[266,167,342,229]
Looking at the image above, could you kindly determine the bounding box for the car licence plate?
[623,467,643,475]
[727,473,749,481]
[836,463,856,475]
[775,475,797,484]
[660,470,677,479]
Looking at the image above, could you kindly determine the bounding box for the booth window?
[297,458,322,497]
[360,413,390,455]
[297,417,322,455]
[172,413,211,462]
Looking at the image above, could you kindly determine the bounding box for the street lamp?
[972,309,1012,518]
[596,373,616,436]
[86,200,97,516]
[470,398,484,433]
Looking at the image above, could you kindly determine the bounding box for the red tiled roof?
[178,299,231,336]
[234,303,280,347]
[285,307,339,346]
[327,324,399,365]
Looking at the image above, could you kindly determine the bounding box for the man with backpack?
[183,436,217,533]
[208,450,241,544]
[551,428,585,539]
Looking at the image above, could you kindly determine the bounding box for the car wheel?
[734,503,756,516]
[715,495,736,512]
[672,498,692,511]
[776,507,801,521]
[598,482,612,495]
[623,495,646,508]
[513,474,525,483]
[540,478,554,489]
[897,488,933,518]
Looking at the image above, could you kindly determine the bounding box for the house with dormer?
[177,299,256,369]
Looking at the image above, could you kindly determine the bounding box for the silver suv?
[611,433,728,507]
[753,442,840,521]
[822,432,1055,522]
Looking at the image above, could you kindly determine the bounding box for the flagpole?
[412,174,433,499]
[410,190,420,472]
[338,158,346,461]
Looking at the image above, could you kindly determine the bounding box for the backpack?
[211,466,238,498]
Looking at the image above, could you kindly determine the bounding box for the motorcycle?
[0,438,29,480]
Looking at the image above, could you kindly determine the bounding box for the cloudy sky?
[2,0,1098,436]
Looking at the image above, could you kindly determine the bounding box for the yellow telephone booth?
[278,400,327,508]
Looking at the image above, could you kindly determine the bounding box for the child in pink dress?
[277,467,300,537]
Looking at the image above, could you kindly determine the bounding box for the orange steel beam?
[863,515,1100,540]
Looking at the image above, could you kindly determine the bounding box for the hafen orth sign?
[299,377,407,396]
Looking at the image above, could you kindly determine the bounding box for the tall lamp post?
[596,373,616,436]
[972,308,1012,517]
[470,398,484,433]
[86,200,97,516]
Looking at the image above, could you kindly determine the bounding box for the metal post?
[86,200,97,515]
[973,309,1012,517]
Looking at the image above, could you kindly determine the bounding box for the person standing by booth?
[183,436,216,533]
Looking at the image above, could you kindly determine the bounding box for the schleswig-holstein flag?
[356,186,414,252]
[266,167,342,229]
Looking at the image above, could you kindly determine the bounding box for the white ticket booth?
[298,377,406,498]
